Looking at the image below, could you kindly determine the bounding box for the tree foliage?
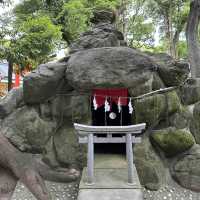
[128,15,155,48]
[15,15,62,67]
[1,0,194,65]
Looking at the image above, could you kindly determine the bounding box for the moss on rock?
[134,94,166,126]
[134,90,181,127]
[135,159,161,190]
[54,126,87,168]
[166,91,181,115]
[134,136,165,190]
[151,127,195,157]
[169,106,192,129]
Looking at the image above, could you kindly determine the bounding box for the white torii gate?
[74,123,146,185]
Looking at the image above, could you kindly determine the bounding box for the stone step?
[78,189,143,200]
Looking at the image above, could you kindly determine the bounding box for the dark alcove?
[91,88,133,154]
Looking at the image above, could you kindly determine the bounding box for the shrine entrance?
[91,88,132,126]
[91,88,133,154]
[74,88,145,200]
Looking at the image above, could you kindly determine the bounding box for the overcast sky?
[0,0,21,15]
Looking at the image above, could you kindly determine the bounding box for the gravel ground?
[143,186,200,200]
[12,180,200,200]
[143,175,200,200]
[11,174,200,200]
[11,181,79,200]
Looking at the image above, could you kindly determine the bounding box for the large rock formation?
[1,9,200,197]
[23,62,72,104]
[66,47,156,96]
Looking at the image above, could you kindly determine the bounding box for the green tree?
[57,0,91,43]
[15,15,62,67]
[128,15,155,48]
[0,12,18,91]
[14,0,120,44]
[57,0,120,43]
[144,0,189,58]
[0,12,62,90]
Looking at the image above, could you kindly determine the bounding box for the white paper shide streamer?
[104,97,110,112]
[128,98,134,114]
[93,95,98,110]
[118,97,122,113]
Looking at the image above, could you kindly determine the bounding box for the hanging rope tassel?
[118,97,122,113]
[93,95,98,110]
[104,97,110,112]
[128,98,134,114]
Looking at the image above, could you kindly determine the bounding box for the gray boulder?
[178,78,200,105]
[66,47,156,97]
[152,73,165,90]
[134,136,165,190]
[1,106,56,152]
[0,87,24,119]
[23,62,70,104]
[190,102,200,144]
[158,61,189,87]
[39,93,90,123]
[90,9,116,24]
[149,53,190,86]
[169,107,192,129]
[69,23,124,53]
[170,144,200,192]
[54,126,87,168]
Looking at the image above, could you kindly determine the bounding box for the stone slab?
[80,168,141,189]
[94,153,127,169]
[78,189,143,200]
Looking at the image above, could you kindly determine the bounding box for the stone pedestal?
[78,154,143,200]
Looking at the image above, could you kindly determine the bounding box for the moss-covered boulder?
[134,93,166,126]
[166,91,182,115]
[134,136,165,190]
[1,106,56,152]
[135,159,161,190]
[170,144,200,192]
[54,126,87,168]
[40,94,91,124]
[151,127,195,157]
[134,90,181,127]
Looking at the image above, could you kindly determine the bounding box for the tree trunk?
[186,0,200,78]
[7,60,13,91]
[165,14,175,58]
[0,134,80,200]
[173,30,180,60]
